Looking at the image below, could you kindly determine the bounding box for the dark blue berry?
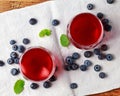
[84,60,92,67]
[23,38,30,45]
[10,52,18,58]
[0,60,5,66]
[65,56,74,64]
[14,58,20,64]
[84,51,93,58]
[94,65,101,72]
[64,65,72,71]
[102,19,109,25]
[98,54,106,60]
[72,52,80,59]
[94,48,101,55]
[29,18,37,25]
[107,0,115,4]
[70,83,78,89]
[18,45,26,53]
[7,58,14,64]
[99,72,106,79]
[101,44,108,51]
[52,19,60,26]
[71,63,79,70]
[30,83,39,89]
[43,81,52,88]
[87,3,94,10]
[10,40,16,45]
[104,24,112,31]
[49,75,57,82]
[80,65,87,71]
[97,12,104,19]
[11,68,20,76]
[106,54,113,61]
[12,45,18,51]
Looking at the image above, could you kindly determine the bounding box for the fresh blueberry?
[43,81,52,88]
[104,24,112,31]
[98,53,106,60]
[7,58,14,64]
[97,12,104,19]
[49,75,57,82]
[87,3,94,10]
[84,51,93,58]
[101,44,108,51]
[30,83,39,89]
[18,45,26,53]
[94,65,101,72]
[11,68,20,76]
[94,48,101,55]
[107,0,115,4]
[72,52,80,59]
[23,38,30,45]
[84,60,92,67]
[80,65,87,71]
[99,72,106,79]
[52,19,60,26]
[12,45,18,51]
[10,40,16,45]
[14,58,20,64]
[0,60,5,66]
[29,18,37,25]
[71,63,79,70]
[10,52,18,58]
[102,19,109,25]
[106,54,113,61]
[70,83,78,89]
[64,65,72,71]
[65,56,74,64]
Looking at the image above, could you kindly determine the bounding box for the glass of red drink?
[67,13,104,49]
[20,47,56,82]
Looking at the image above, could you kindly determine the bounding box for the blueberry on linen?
[84,51,93,58]
[23,38,30,45]
[72,52,80,59]
[10,40,16,45]
[30,83,39,89]
[94,65,101,72]
[52,19,60,26]
[104,24,112,31]
[80,65,87,71]
[84,60,92,67]
[99,72,106,79]
[10,52,18,58]
[107,0,115,4]
[0,60,5,66]
[7,58,14,64]
[18,45,25,53]
[106,54,113,61]
[29,18,37,25]
[98,53,106,60]
[14,58,20,64]
[64,65,72,71]
[94,48,101,55]
[97,12,104,19]
[12,45,18,51]
[102,19,109,25]
[11,68,20,76]
[101,44,108,51]
[71,63,79,70]
[65,56,74,64]
[49,75,57,82]
[43,81,52,88]
[70,83,78,89]
[87,3,94,10]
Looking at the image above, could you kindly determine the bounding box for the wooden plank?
[0,0,120,96]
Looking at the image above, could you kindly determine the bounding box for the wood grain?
[0,0,120,96]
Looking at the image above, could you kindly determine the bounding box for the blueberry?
[11,68,20,76]
[71,63,79,70]
[30,83,39,89]
[70,83,78,89]
[23,38,30,45]
[29,18,37,25]
[84,51,93,58]
[97,12,104,19]
[72,52,80,59]
[49,75,57,82]
[107,0,115,4]
[84,60,92,67]
[99,72,106,79]
[10,52,18,58]
[14,58,20,64]
[98,54,106,60]
[64,65,72,71]
[18,45,26,53]
[7,58,14,64]
[10,40,16,45]
[43,81,52,88]
[106,54,113,61]
[12,45,18,51]
[80,65,87,71]
[94,65,101,72]
[52,19,60,26]
[102,19,109,25]
[65,56,74,64]
[104,24,112,31]
[94,48,101,55]
[87,3,94,10]
[0,60,5,66]
[101,44,108,51]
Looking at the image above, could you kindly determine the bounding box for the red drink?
[20,47,55,82]
[68,13,103,49]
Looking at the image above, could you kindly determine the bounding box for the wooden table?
[0,0,120,96]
